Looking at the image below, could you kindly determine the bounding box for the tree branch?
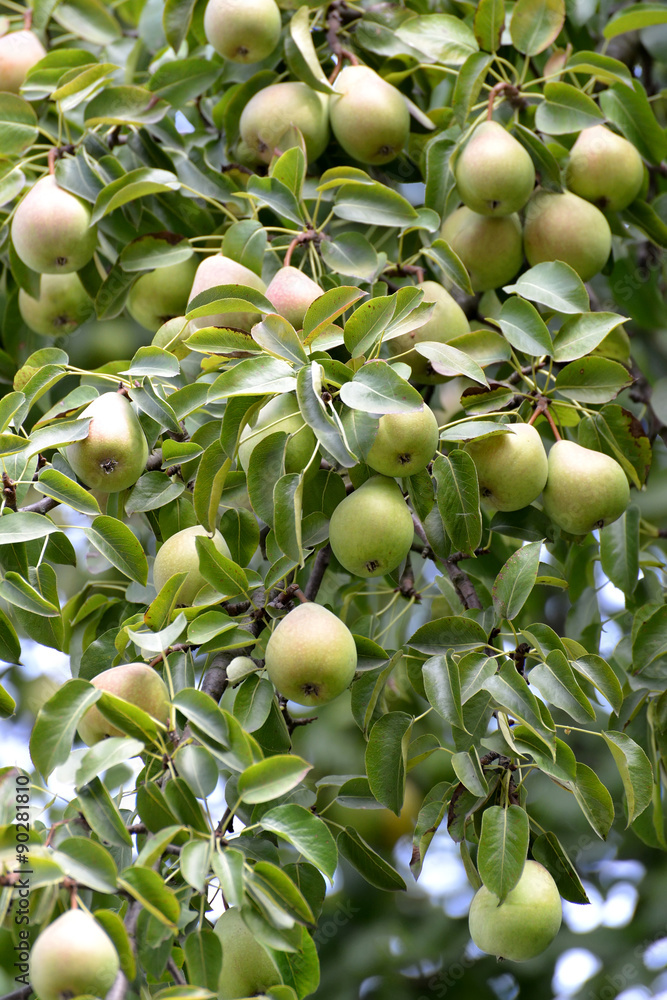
[303,544,330,601]
[412,514,483,611]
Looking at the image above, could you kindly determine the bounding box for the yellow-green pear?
[215,907,282,999]
[65,392,149,492]
[153,525,231,605]
[330,64,410,165]
[329,476,414,577]
[523,190,612,281]
[239,82,330,164]
[238,393,317,474]
[204,0,281,63]
[76,662,170,746]
[266,266,323,329]
[188,253,266,331]
[11,174,97,274]
[386,281,470,383]
[541,440,630,534]
[464,423,548,511]
[441,207,523,292]
[18,272,93,337]
[565,125,644,212]
[265,601,357,706]
[455,121,535,216]
[364,405,439,478]
[469,860,562,962]
[0,28,46,92]
[127,257,197,332]
[29,909,120,1000]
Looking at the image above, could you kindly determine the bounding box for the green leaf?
[599,83,667,166]
[246,175,304,226]
[163,0,197,51]
[492,539,544,622]
[433,451,482,555]
[196,536,251,602]
[52,0,121,44]
[498,297,552,356]
[252,314,308,366]
[0,571,60,616]
[424,239,474,295]
[552,312,628,362]
[273,474,304,564]
[118,866,180,926]
[570,653,623,714]
[483,663,556,747]
[53,836,118,894]
[261,804,338,881]
[573,761,614,839]
[319,232,379,280]
[510,0,565,55]
[604,3,667,39]
[396,13,478,63]
[77,777,132,847]
[554,357,633,403]
[478,805,530,900]
[0,606,21,665]
[208,356,296,400]
[504,262,589,313]
[532,832,590,904]
[0,93,38,156]
[528,650,596,724]
[474,0,505,51]
[599,505,639,598]
[238,755,312,804]
[565,50,633,87]
[183,929,222,991]
[0,512,61,544]
[193,442,231,534]
[334,182,419,228]
[365,712,412,815]
[453,52,494,126]
[414,342,489,386]
[80,516,149,584]
[451,749,488,796]
[535,81,604,134]
[409,617,487,655]
[337,828,406,891]
[34,469,101,516]
[302,286,366,348]
[339,360,424,414]
[85,85,168,127]
[75,737,145,789]
[513,124,563,191]
[285,5,336,94]
[296,363,356,468]
[423,654,465,729]
[601,731,653,825]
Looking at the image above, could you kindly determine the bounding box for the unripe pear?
[204,0,281,63]
[386,281,470,383]
[238,393,317,474]
[65,392,149,492]
[464,423,548,511]
[18,272,93,337]
[29,909,120,1000]
[0,28,46,92]
[266,266,323,329]
[11,174,97,274]
[215,907,282,999]
[523,190,612,281]
[455,120,535,215]
[441,207,523,292]
[153,525,231,605]
[329,476,414,577]
[364,405,439,478]
[330,65,410,165]
[566,125,644,212]
[127,257,198,331]
[188,254,266,331]
[240,82,330,165]
[541,440,630,534]
[264,601,357,706]
[469,860,562,962]
[76,662,170,746]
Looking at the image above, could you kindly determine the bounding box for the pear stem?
[528,398,561,440]
[486,81,522,120]
[326,0,359,80]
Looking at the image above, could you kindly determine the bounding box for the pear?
[364,405,439,478]
[523,190,612,282]
[565,125,644,212]
[469,860,562,962]
[29,909,120,1000]
[464,423,548,511]
[11,174,97,274]
[264,602,357,706]
[18,272,93,337]
[77,662,170,746]
[188,254,266,331]
[127,257,198,331]
[204,0,281,63]
[65,392,149,492]
[238,393,317,474]
[541,440,630,534]
[0,28,46,92]
[386,281,470,383]
[153,525,231,605]
[266,266,323,329]
[215,908,282,999]
[455,121,535,216]
[441,207,523,292]
[240,82,330,165]
[330,64,410,165]
[329,475,414,577]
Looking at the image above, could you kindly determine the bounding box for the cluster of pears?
[30,909,120,1000]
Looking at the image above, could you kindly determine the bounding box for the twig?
[167,958,187,985]
[326,0,359,81]
[486,82,525,119]
[304,544,330,601]
[0,988,32,1000]
[444,557,483,611]
[18,495,59,515]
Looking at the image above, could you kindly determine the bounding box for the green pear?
[127,257,197,331]
[76,662,170,746]
[364,405,439,478]
[188,254,266,331]
[455,121,535,216]
[29,909,120,1000]
[266,266,323,329]
[0,28,46,92]
[330,64,410,165]
[153,525,231,605]
[238,393,317,474]
[240,82,330,165]
[18,272,93,337]
[541,440,630,534]
[329,476,414,577]
[386,281,470,383]
[523,190,612,282]
[469,860,562,962]
[215,907,282,999]
[441,207,523,292]
[464,423,548,511]
[11,174,97,274]
[264,601,357,706]
[565,125,644,212]
[204,0,281,63]
[65,392,149,492]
